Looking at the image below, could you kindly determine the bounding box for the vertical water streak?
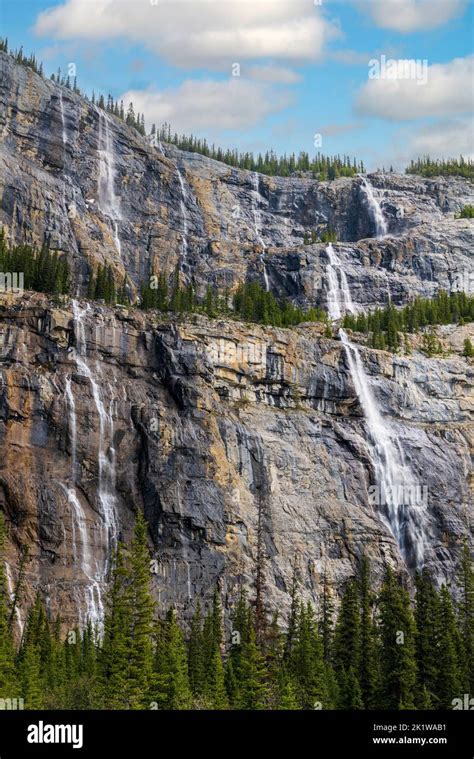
[359,176,388,238]
[324,238,426,568]
[67,300,119,627]
[4,561,24,638]
[176,167,189,268]
[251,172,269,291]
[339,330,426,569]
[325,243,355,320]
[97,109,122,254]
[59,91,67,147]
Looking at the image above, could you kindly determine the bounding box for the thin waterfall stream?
[251,171,269,291]
[64,300,120,628]
[324,195,427,569]
[97,109,122,255]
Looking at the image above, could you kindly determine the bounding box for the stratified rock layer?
[0,294,471,629]
[1,52,472,310]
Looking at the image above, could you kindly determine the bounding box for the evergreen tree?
[378,568,417,709]
[358,557,379,708]
[153,609,192,709]
[436,585,461,708]
[234,619,269,710]
[0,513,16,698]
[457,544,474,692]
[126,512,155,708]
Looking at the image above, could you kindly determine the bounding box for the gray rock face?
[0,53,472,630]
[1,52,472,308]
[0,294,471,630]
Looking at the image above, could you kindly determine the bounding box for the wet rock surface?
[0,294,471,628]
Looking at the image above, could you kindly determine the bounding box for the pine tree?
[188,601,205,696]
[333,578,361,678]
[126,512,155,708]
[98,543,132,708]
[203,646,228,709]
[153,609,192,709]
[234,619,269,710]
[358,557,379,708]
[436,585,461,707]
[378,568,417,709]
[457,544,474,692]
[414,571,439,706]
[0,513,16,698]
[289,602,327,709]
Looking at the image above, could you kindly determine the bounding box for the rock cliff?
[0,294,471,630]
[0,52,472,630]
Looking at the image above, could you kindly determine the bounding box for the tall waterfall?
[340,331,427,569]
[325,243,355,320]
[251,172,269,291]
[4,561,24,638]
[359,176,388,238]
[64,376,103,629]
[176,167,189,268]
[97,110,122,254]
[324,241,427,568]
[65,300,119,628]
[59,91,67,147]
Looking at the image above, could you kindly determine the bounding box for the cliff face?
[0,294,471,630]
[1,52,473,308]
[0,53,473,631]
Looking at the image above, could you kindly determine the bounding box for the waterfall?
[97,110,122,254]
[340,331,427,569]
[59,91,67,147]
[359,176,388,238]
[251,172,269,291]
[324,242,427,568]
[176,167,189,267]
[64,376,104,629]
[325,243,355,320]
[4,561,24,638]
[65,300,119,628]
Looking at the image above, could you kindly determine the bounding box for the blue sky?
[1,0,473,169]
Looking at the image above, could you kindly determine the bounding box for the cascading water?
[324,241,427,568]
[4,561,24,637]
[176,167,189,269]
[63,376,103,629]
[339,330,427,569]
[65,300,119,628]
[97,110,122,254]
[59,91,67,148]
[359,176,388,238]
[251,172,269,291]
[325,243,355,320]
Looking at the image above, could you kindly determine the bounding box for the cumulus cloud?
[35,0,339,69]
[357,0,466,33]
[247,64,302,83]
[407,117,474,159]
[119,78,292,133]
[354,55,474,120]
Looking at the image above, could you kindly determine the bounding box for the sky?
[1,0,473,169]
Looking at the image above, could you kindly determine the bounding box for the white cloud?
[354,55,474,121]
[35,0,339,69]
[358,0,466,33]
[407,117,474,160]
[247,64,302,83]
[119,78,292,133]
